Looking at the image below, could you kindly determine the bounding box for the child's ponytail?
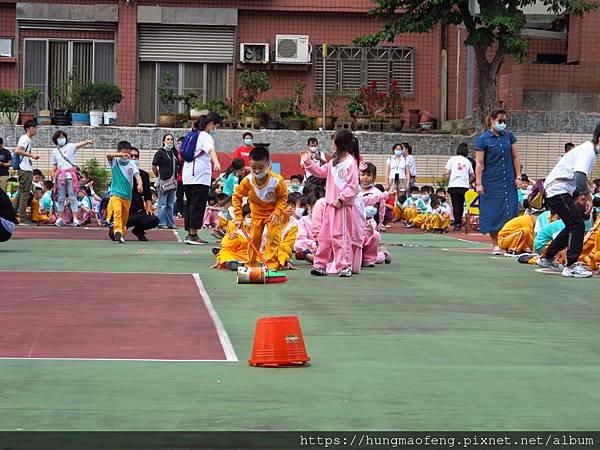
[332,129,358,166]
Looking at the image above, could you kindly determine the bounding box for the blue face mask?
[365,206,378,219]
[495,122,507,132]
[254,171,267,180]
[132,160,140,168]
[394,150,403,157]
[244,139,253,146]
[57,138,67,147]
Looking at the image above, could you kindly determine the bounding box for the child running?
[301,129,361,277]
[232,146,288,269]
[106,141,143,243]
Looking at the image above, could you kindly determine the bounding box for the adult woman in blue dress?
[474,109,522,255]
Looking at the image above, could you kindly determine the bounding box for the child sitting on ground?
[362,204,392,267]
[40,180,54,219]
[359,163,386,231]
[213,203,251,271]
[222,158,244,197]
[497,212,537,256]
[397,186,420,223]
[204,193,228,229]
[31,187,52,224]
[423,196,451,232]
[411,186,434,228]
[264,194,298,270]
[294,189,324,263]
[289,174,304,194]
[77,188,95,225]
[232,146,288,269]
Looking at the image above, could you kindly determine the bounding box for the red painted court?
[0,272,230,360]
[13,226,179,241]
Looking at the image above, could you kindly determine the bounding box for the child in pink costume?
[302,129,362,277]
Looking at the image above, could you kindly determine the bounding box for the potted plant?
[95,83,123,126]
[263,97,292,129]
[223,97,239,128]
[238,70,270,127]
[0,90,19,125]
[241,102,265,129]
[383,79,405,132]
[347,94,369,129]
[312,91,338,130]
[157,72,178,128]
[285,82,307,130]
[18,87,42,124]
[360,81,387,131]
[70,80,91,126]
[51,72,77,126]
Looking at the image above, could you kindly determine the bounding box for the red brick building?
[0,0,598,126]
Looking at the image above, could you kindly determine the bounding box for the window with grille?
[23,39,116,109]
[315,45,414,96]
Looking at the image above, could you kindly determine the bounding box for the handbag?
[156,150,177,194]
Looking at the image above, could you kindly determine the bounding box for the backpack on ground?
[527,178,546,210]
[180,130,200,163]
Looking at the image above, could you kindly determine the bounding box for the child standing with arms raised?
[301,129,361,277]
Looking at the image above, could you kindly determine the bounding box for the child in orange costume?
[214,204,251,271]
[232,147,288,269]
[497,214,536,255]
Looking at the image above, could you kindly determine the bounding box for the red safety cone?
[248,316,310,367]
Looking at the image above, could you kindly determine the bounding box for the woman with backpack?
[51,130,94,227]
[181,112,222,245]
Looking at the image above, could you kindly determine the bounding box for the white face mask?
[57,138,67,147]
[309,146,318,153]
[254,170,267,180]
[411,194,419,200]
[165,143,174,150]
[295,207,305,217]
[132,160,140,168]
[495,121,507,132]
[362,182,374,189]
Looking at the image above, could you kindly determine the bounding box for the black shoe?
[114,231,122,243]
[453,224,461,231]
[132,229,148,241]
[211,247,221,256]
[310,267,327,276]
[108,225,115,241]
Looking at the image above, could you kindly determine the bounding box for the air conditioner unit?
[275,35,311,63]
[240,43,269,64]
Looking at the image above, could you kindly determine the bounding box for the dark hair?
[43,179,54,189]
[162,134,174,146]
[195,112,222,131]
[290,174,303,182]
[23,119,37,131]
[243,132,253,140]
[401,142,412,154]
[224,158,245,178]
[420,185,432,194]
[439,196,447,204]
[375,183,385,192]
[249,146,270,163]
[51,130,67,146]
[297,196,309,208]
[216,193,230,203]
[410,186,420,193]
[32,168,42,177]
[520,174,529,182]
[117,141,132,152]
[177,136,185,143]
[431,197,441,208]
[485,109,507,129]
[0,137,3,145]
[361,162,377,177]
[393,143,402,151]
[564,142,575,152]
[436,188,446,195]
[457,143,469,157]
[593,196,600,208]
[242,203,251,217]
[593,123,600,146]
[332,129,359,166]
[289,192,302,204]
[307,137,318,146]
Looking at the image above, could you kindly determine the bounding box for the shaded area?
[13,226,178,241]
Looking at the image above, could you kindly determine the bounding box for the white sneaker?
[537,257,564,272]
[72,219,81,227]
[54,219,64,227]
[339,267,352,277]
[492,246,502,255]
[562,263,593,278]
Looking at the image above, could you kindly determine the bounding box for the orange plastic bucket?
[248,316,310,367]
[237,266,266,284]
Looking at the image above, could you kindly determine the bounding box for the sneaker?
[339,267,353,277]
[492,246,503,255]
[18,220,33,226]
[310,267,327,276]
[108,225,115,241]
[168,225,178,229]
[211,247,221,256]
[362,262,375,268]
[453,224,461,232]
[537,257,564,272]
[185,235,208,245]
[382,247,392,264]
[562,263,593,278]
[72,219,81,227]
[114,231,123,243]
[54,219,65,227]
[157,225,167,229]
[226,260,241,271]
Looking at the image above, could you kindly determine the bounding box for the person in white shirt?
[384,143,410,191]
[537,125,599,278]
[445,143,474,231]
[402,142,418,189]
[183,112,222,245]
[51,130,94,227]
[13,120,39,225]
[300,137,326,181]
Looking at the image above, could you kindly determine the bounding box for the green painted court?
[0,226,599,431]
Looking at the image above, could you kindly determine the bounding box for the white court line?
[444,235,492,246]
[173,229,183,243]
[0,270,193,275]
[193,273,239,362]
[0,271,238,363]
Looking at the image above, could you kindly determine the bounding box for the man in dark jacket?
[109,147,159,241]
[0,187,17,242]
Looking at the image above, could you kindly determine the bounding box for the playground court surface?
[0,224,599,432]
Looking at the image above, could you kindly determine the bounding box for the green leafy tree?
[355,0,596,120]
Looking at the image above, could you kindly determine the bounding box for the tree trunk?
[476,64,499,126]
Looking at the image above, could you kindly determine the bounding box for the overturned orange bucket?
[248,316,310,367]
[237,266,266,284]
